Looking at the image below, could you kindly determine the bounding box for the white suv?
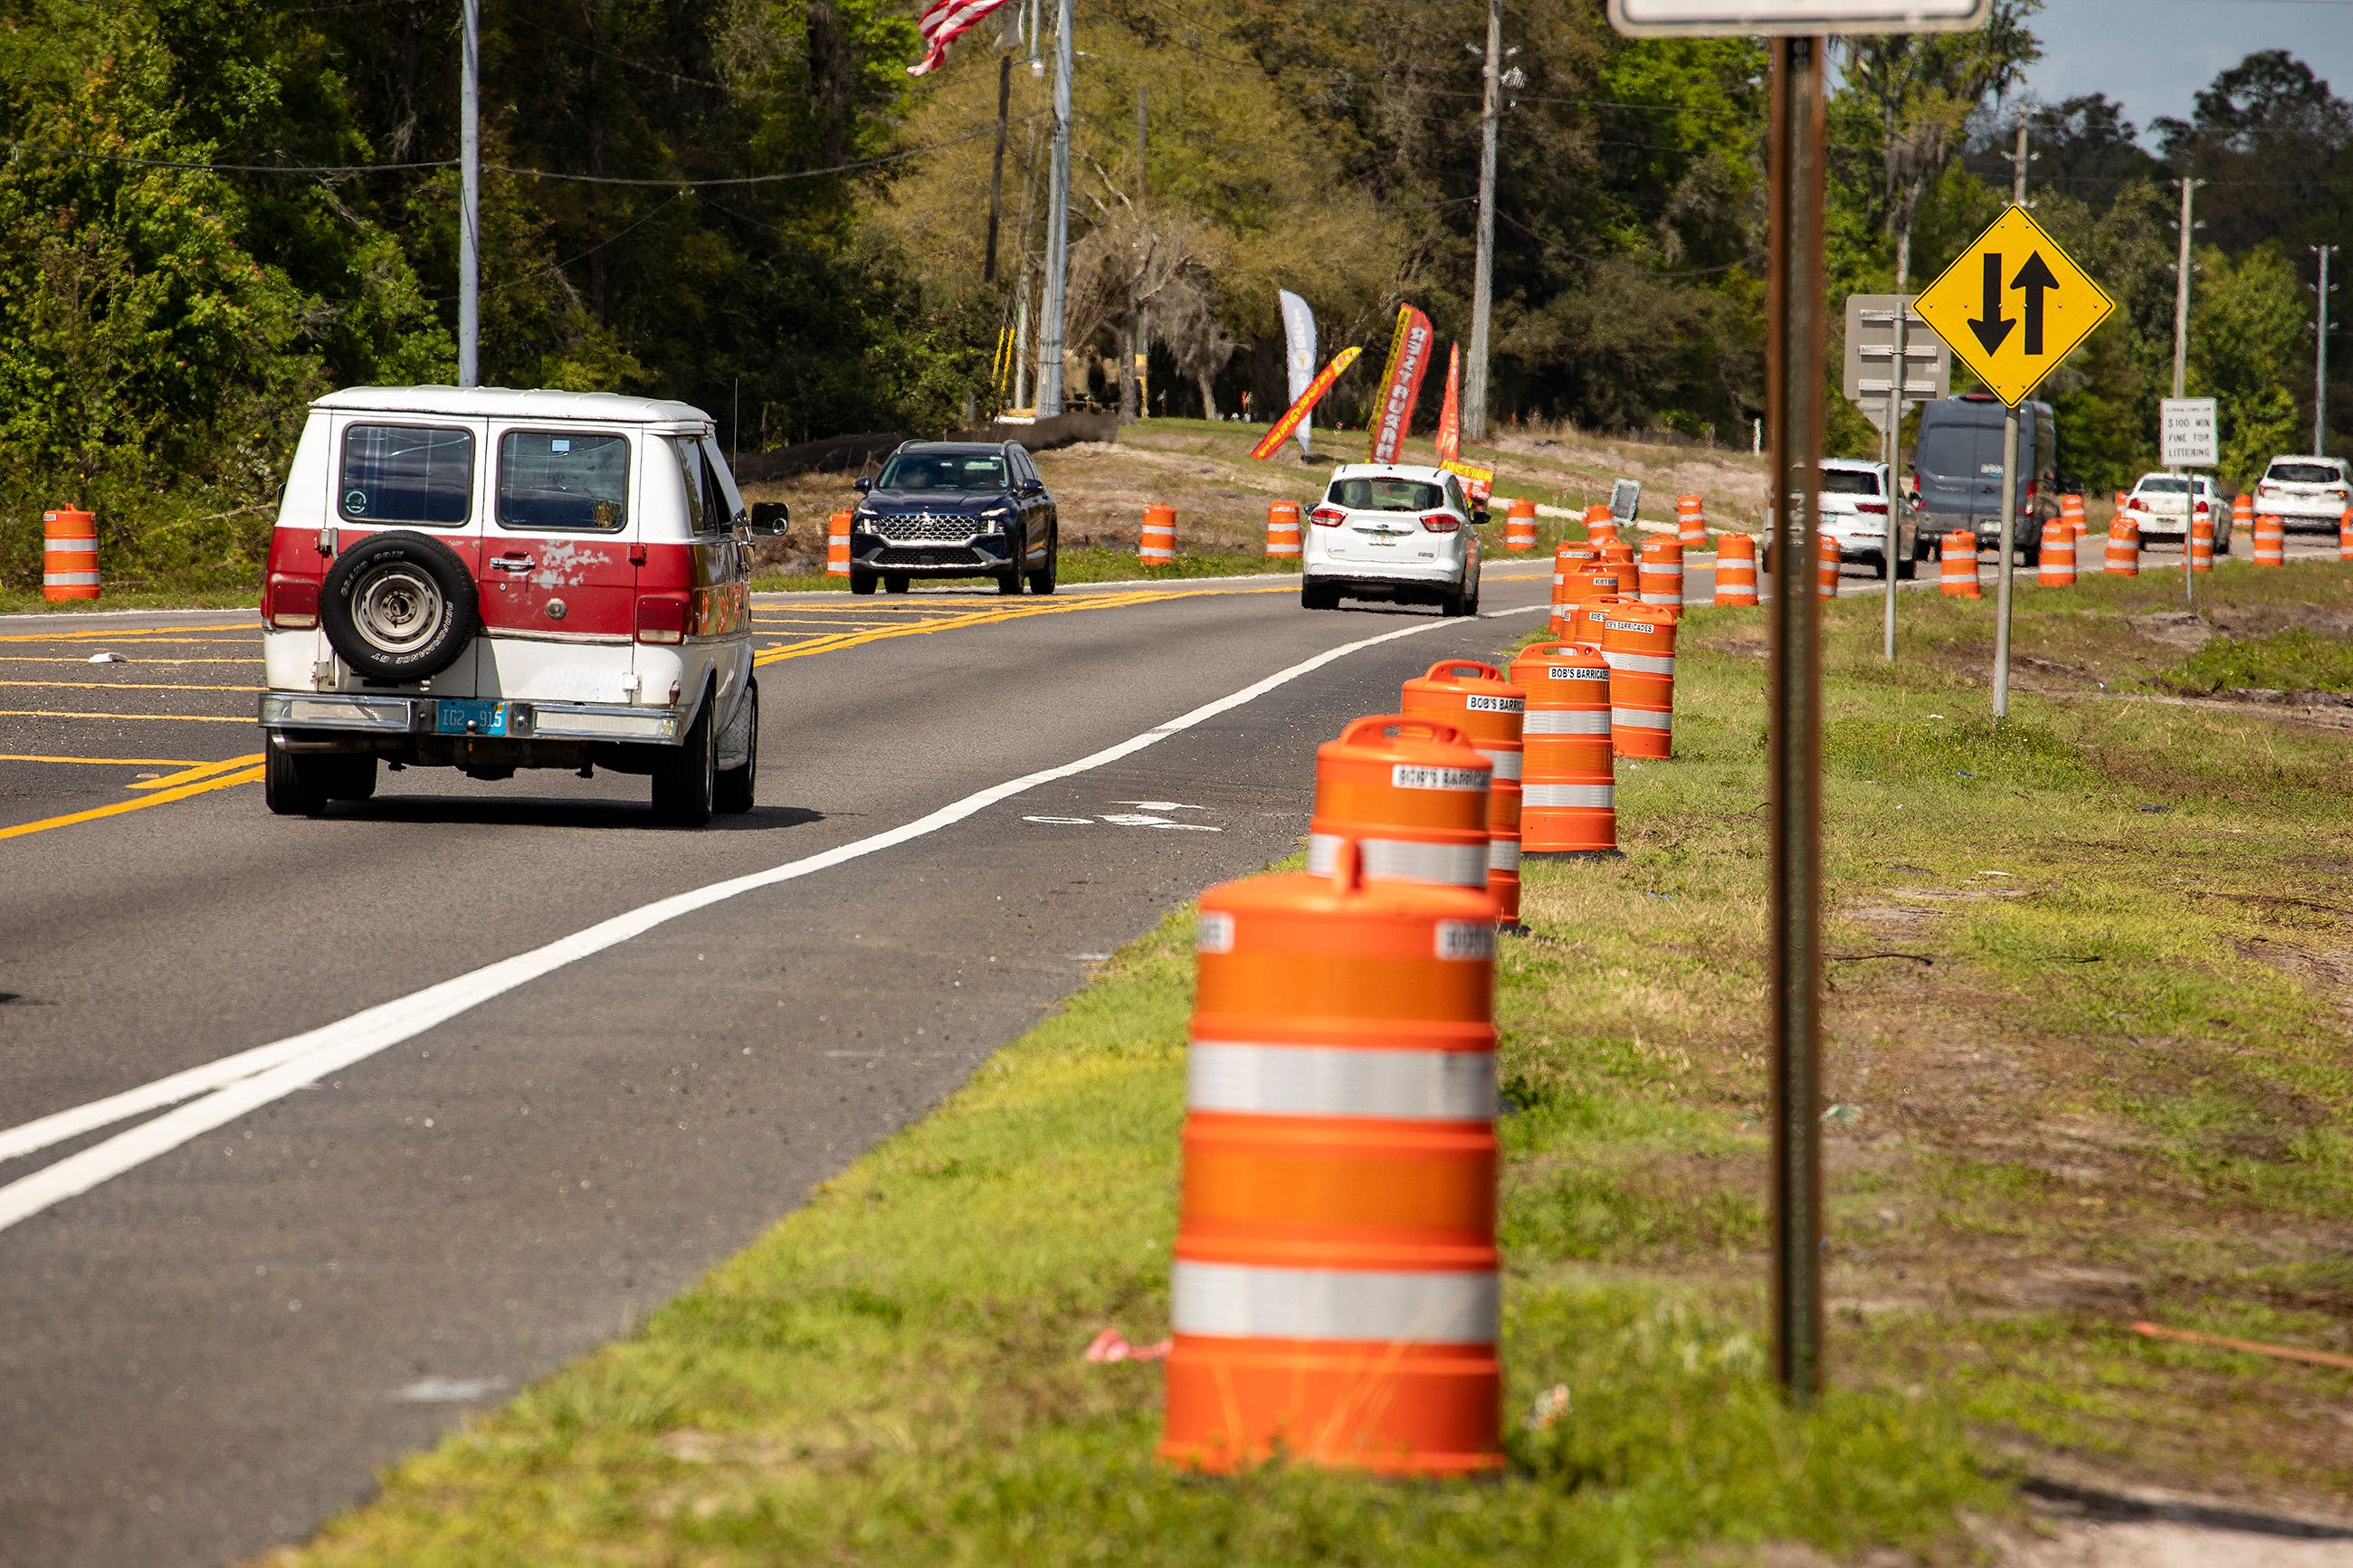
[2253,456,2349,533]
[257,386,778,825]
[1300,463,1482,615]
[2121,471,2225,546]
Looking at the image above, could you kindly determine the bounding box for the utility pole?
[1462,0,1502,442]
[1034,0,1074,417]
[2172,177,2200,403]
[1991,118,2029,720]
[1764,33,1828,1411]
[1135,87,1149,420]
[458,0,481,387]
[2314,243,2334,454]
[985,52,1012,283]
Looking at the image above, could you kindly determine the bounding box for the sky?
[2017,0,2353,140]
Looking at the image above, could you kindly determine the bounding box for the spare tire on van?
[320,531,481,682]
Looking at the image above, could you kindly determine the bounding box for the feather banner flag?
[1364,303,1434,463]
[1279,290,1318,458]
[1434,342,1462,462]
[1251,347,1364,461]
[908,0,1014,76]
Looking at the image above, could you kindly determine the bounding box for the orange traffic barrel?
[2061,491,2085,536]
[2233,492,2253,542]
[826,509,853,578]
[2189,515,2215,574]
[1509,641,1615,858]
[1676,493,1707,547]
[1549,541,1597,610]
[1161,843,1502,1477]
[1306,715,1491,893]
[1504,497,1537,552]
[2339,508,2353,560]
[1571,591,1627,651]
[2253,513,2283,567]
[2104,517,2140,575]
[1814,530,1841,599]
[1713,533,1758,605]
[1637,536,1682,607]
[42,507,99,601]
[1599,604,1677,760]
[1550,567,1623,639]
[1583,503,1617,546]
[1141,504,1177,566]
[1596,539,1634,570]
[2038,520,2076,586]
[1401,660,1525,930]
[1939,530,1979,598]
[1266,501,1302,559]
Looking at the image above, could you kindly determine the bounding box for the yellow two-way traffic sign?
[1914,206,2112,407]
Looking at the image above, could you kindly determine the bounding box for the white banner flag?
[1279,289,1317,458]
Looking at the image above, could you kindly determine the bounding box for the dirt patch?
[2128,611,2215,651]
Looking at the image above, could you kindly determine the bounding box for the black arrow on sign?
[1967,252,2014,355]
[2009,252,2060,356]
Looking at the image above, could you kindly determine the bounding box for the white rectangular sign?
[2159,397,2218,469]
[1609,0,1990,33]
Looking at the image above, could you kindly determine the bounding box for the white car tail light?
[1855,500,1888,515]
[1310,506,1346,527]
[1419,512,1462,534]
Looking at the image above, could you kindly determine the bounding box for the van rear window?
[1915,422,1999,481]
[339,424,473,525]
[499,432,630,532]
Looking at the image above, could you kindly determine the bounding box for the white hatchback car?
[2253,456,2349,533]
[1301,464,1483,615]
[257,386,779,825]
[2121,472,2225,547]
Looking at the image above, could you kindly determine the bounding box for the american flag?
[907,0,1013,77]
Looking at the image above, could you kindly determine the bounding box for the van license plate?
[435,698,507,736]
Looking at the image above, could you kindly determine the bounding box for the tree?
[2188,243,2308,485]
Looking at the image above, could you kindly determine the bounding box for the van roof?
[312,385,712,425]
[1922,395,2049,424]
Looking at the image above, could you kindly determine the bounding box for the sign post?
[2160,396,2218,606]
[1611,0,1987,1413]
[1916,205,2113,721]
[1845,294,1948,661]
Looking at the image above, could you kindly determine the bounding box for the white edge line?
[0,606,1539,1234]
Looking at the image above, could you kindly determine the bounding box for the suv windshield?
[877,451,1008,491]
[2266,462,2341,485]
[1331,477,1443,512]
[1820,469,1880,496]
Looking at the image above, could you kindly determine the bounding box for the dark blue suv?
[849,441,1060,596]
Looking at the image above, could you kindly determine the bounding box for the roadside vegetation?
[269,559,2353,1563]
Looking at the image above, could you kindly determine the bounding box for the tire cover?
[320,530,480,683]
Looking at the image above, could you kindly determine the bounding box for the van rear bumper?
[259,692,684,744]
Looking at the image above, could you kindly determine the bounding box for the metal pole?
[1765,33,1827,1411]
[1882,301,1905,662]
[1993,403,2019,718]
[2316,244,2332,454]
[458,0,480,388]
[1034,0,1073,417]
[1462,0,1501,442]
[985,52,1012,284]
[1135,87,1149,419]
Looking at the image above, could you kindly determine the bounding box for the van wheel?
[715,685,757,814]
[652,692,716,827]
[324,755,377,801]
[264,741,329,816]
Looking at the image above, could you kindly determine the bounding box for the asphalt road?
[0,565,1553,1567]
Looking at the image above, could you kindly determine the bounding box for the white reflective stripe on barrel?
[1524,784,1614,808]
[1640,592,1678,604]
[1474,746,1521,782]
[43,572,100,585]
[1611,708,1672,729]
[1306,832,1486,889]
[1613,653,1675,675]
[1522,709,1610,735]
[1187,1041,1497,1120]
[43,539,98,553]
[1171,1261,1500,1344]
[1488,837,1520,872]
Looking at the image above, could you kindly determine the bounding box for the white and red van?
[257,386,779,824]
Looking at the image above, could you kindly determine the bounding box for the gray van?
[1910,394,2057,562]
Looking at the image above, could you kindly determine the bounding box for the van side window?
[497,431,629,532]
[671,437,710,532]
[698,437,746,528]
[339,424,473,525]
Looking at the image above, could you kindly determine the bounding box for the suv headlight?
[977,506,1011,535]
[852,507,878,532]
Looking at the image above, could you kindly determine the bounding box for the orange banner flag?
[1250,347,1364,461]
[1434,342,1462,462]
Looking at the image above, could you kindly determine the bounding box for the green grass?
[2166,627,2353,694]
[271,559,2353,1563]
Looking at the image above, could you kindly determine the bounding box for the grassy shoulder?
[272,560,2353,1564]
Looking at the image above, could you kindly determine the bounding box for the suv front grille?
[871,511,978,543]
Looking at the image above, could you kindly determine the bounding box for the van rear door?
[323,413,485,698]
[1915,409,2004,526]
[475,423,641,706]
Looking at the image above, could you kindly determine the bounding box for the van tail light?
[1310,506,1346,527]
[634,593,689,644]
[1856,500,1889,515]
[1419,512,1462,534]
[263,575,319,630]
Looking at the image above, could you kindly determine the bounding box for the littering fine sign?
[2159,398,2218,470]
[1608,0,1990,34]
